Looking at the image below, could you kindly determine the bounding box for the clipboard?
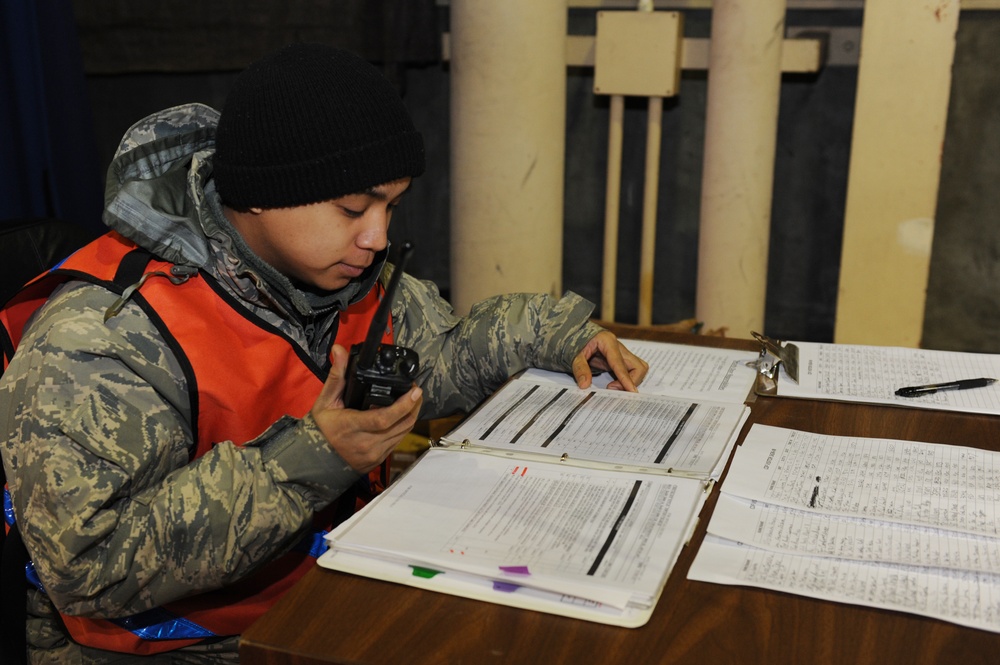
[749,331,800,396]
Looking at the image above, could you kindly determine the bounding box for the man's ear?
[249,207,264,215]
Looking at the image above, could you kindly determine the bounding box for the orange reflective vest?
[1,231,392,654]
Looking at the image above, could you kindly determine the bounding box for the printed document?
[523,338,758,404]
[324,449,707,612]
[320,338,756,627]
[442,375,749,480]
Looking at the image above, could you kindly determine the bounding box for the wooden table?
[240,330,1000,665]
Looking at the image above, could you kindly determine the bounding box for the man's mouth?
[340,263,367,278]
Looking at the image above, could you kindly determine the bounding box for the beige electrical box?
[594,11,683,98]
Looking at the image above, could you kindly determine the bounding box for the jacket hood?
[101,103,386,316]
[103,103,220,269]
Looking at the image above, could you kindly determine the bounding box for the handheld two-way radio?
[342,242,419,410]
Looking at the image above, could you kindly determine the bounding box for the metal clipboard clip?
[749,331,800,396]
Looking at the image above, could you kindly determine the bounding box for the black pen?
[895,377,996,398]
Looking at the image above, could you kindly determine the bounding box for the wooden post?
[834,0,960,347]
[601,94,625,321]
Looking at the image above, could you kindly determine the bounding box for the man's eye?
[341,207,364,218]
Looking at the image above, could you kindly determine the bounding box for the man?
[0,43,647,663]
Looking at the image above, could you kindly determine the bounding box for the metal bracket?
[749,331,800,384]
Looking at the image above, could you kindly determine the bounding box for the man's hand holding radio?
[311,344,423,473]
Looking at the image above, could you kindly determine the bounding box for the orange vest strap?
[2,232,397,653]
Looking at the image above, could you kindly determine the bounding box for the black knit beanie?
[213,43,425,210]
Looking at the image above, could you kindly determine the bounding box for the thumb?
[317,344,351,410]
[571,353,594,389]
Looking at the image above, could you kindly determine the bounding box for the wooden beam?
[443,34,823,74]
[834,0,960,346]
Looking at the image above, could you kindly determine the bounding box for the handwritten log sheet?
[777,342,1000,414]
[688,425,1000,632]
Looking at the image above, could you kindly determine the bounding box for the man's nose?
[357,212,389,250]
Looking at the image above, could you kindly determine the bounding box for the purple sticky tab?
[493,581,519,593]
[499,565,530,575]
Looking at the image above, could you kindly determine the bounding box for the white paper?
[523,338,758,404]
[444,377,749,478]
[317,549,655,627]
[327,448,708,609]
[322,340,747,626]
[722,425,1000,537]
[689,536,1000,634]
[707,493,1000,574]
[778,341,1000,414]
[690,423,1000,633]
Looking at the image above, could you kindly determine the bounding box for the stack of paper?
[322,448,708,626]
[319,340,760,626]
[689,424,1000,633]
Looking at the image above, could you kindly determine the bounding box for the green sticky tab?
[410,566,442,579]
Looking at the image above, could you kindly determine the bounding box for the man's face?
[232,177,411,291]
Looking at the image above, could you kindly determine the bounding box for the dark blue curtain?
[0,0,104,234]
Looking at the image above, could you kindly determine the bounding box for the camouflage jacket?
[0,103,602,662]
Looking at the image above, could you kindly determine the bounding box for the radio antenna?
[356,241,413,370]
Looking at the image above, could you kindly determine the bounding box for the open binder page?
[689,424,1000,633]
[522,338,758,405]
[321,448,708,626]
[774,341,1000,414]
[442,376,749,480]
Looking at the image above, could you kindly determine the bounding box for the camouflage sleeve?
[390,271,604,418]
[0,282,355,619]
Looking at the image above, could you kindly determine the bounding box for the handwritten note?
[778,342,1000,414]
[720,425,1000,537]
[689,424,1000,633]
[691,536,1000,634]
[707,494,1000,574]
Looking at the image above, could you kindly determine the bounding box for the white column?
[695,0,786,335]
[449,0,567,314]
